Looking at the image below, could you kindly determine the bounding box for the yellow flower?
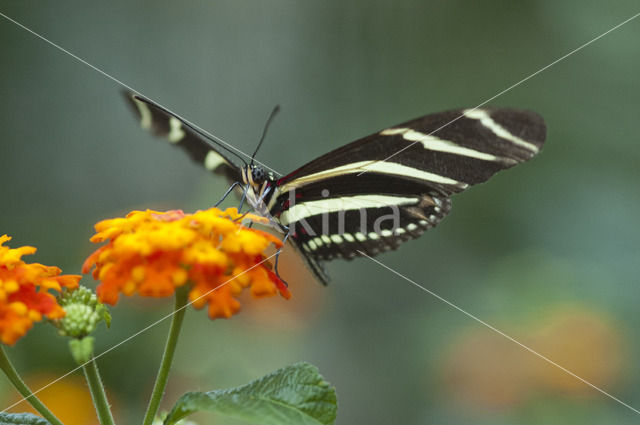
[0,235,81,345]
[82,208,290,319]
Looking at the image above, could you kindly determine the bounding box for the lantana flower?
[0,235,81,345]
[82,208,290,319]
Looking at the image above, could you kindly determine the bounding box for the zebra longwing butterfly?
[124,93,546,285]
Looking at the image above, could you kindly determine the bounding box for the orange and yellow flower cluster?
[0,235,81,345]
[82,208,290,319]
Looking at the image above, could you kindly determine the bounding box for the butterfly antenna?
[251,105,280,166]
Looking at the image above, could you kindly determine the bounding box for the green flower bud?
[54,286,111,338]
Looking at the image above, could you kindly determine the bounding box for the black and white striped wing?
[123,92,242,183]
[272,107,546,279]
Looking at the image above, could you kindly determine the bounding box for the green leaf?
[97,303,112,328]
[0,413,52,425]
[164,362,337,425]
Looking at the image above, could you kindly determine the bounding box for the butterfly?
[123,92,546,285]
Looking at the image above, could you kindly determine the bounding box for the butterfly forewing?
[277,107,545,194]
[123,92,243,184]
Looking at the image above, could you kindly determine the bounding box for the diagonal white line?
[358,250,640,416]
[1,252,277,413]
[2,4,639,416]
[0,10,279,175]
[356,11,640,176]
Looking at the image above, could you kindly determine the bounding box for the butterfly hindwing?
[291,194,452,258]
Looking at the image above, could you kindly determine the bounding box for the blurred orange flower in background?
[442,328,532,409]
[82,208,290,319]
[0,235,81,345]
[529,306,626,394]
[441,305,626,410]
[5,373,102,425]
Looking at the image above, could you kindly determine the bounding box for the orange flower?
[0,235,81,345]
[82,208,290,319]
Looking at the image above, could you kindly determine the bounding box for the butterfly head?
[242,164,268,188]
[241,165,277,214]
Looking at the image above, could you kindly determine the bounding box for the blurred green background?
[1,1,639,424]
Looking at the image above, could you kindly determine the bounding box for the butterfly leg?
[233,185,273,224]
[214,181,244,208]
[233,192,254,223]
[238,185,249,211]
[216,183,254,225]
[273,226,291,287]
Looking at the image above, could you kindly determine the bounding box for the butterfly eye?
[251,167,266,184]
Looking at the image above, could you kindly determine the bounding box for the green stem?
[142,286,189,425]
[83,357,116,425]
[0,346,64,425]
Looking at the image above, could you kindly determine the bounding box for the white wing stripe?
[280,161,466,192]
[204,150,227,171]
[167,117,186,143]
[279,194,418,225]
[382,127,514,163]
[133,99,152,130]
[463,109,539,153]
